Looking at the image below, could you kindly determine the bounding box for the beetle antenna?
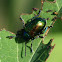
[31,40,33,52]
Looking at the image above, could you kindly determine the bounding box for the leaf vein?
[56,0,60,11]
[17,43,19,62]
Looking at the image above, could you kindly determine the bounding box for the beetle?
[7,0,58,56]
[20,9,53,54]
[7,8,53,56]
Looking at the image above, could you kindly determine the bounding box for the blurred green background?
[0,0,41,33]
[0,0,62,62]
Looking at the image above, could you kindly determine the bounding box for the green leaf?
[0,0,62,62]
[20,0,62,62]
[0,29,54,62]
[0,29,42,62]
[0,30,17,62]
[30,39,55,62]
[0,30,54,62]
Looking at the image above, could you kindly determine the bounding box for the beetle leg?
[32,0,43,17]
[46,10,53,13]
[31,10,41,21]
[32,8,38,11]
[25,41,26,56]
[21,43,23,58]
[20,16,25,27]
[37,10,41,16]
[32,8,41,17]
[43,26,53,34]
[39,36,44,38]
[46,10,58,15]
[43,27,48,34]
[51,11,58,15]
[41,26,52,41]
[31,16,38,21]
[31,40,33,52]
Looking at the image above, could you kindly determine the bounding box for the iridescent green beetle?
[6,0,58,56]
[7,8,53,56]
[18,9,53,56]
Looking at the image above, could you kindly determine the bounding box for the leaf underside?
[0,0,62,62]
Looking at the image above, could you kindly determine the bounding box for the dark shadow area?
[6,29,32,58]
[15,29,32,57]
[21,43,23,58]
[26,45,32,53]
